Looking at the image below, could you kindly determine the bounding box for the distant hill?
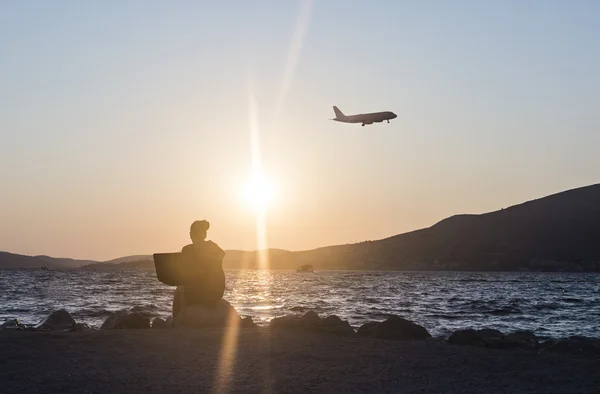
[80,260,155,270]
[0,252,97,269]
[102,255,152,264]
[3,183,600,271]
[286,183,600,272]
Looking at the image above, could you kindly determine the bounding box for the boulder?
[357,315,431,340]
[356,321,379,336]
[269,311,355,336]
[71,323,95,332]
[504,330,539,349]
[35,309,76,330]
[0,319,27,331]
[448,329,540,350]
[317,315,355,336]
[448,329,503,347]
[151,317,170,329]
[101,312,151,330]
[539,336,600,357]
[173,299,241,329]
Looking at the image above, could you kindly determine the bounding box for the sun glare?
[243,176,275,213]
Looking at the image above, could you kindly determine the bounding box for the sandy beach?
[1,328,598,394]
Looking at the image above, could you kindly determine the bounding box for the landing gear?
[362,123,365,126]
[387,119,390,123]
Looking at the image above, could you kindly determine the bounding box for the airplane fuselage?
[331,106,397,126]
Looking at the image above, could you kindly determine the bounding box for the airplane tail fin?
[333,106,346,119]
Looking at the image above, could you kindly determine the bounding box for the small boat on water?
[296,264,314,273]
[40,266,48,270]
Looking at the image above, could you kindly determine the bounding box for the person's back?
[172,220,225,318]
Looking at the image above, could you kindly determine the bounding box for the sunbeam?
[270,0,314,131]
[213,309,241,394]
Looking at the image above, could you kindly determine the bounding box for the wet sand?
[1,328,598,393]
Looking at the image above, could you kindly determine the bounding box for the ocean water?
[1,269,599,339]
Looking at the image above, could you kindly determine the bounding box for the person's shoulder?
[182,244,194,253]
[206,240,225,255]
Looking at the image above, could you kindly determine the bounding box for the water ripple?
[0,269,599,338]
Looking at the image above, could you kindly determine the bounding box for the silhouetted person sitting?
[172,220,226,320]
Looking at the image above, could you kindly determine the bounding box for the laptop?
[153,252,190,286]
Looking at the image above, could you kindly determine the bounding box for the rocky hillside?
[289,183,600,271]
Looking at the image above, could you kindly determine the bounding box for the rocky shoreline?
[2,307,599,358]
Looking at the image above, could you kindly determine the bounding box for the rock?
[448,329,540,350]
[269,311,355,336]
[71,323,95,332]
[301,311,321,325]
[539,336,600,357]
[173,299,241,329]
[35,309,76,330]
[317,316,355,336]
[356,322,379,336]
[101,313,151,330]
[448,329,483,346]
[0,319,27,331]
[151,317,170,329]
[129,305,159,318]
[269,315,300,329]
[357,315,431,340]
[504,330,539,349]
[448,329,503,347]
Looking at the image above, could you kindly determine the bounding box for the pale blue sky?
[1,1,599,260]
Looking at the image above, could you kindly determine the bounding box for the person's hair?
[190,220,210,233]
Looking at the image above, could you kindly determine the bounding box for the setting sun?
[243,175,275,213]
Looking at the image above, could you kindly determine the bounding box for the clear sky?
[1,1,599,260]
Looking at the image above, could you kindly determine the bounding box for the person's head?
[190,220,210,244]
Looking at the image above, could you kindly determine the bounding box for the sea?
[1,269,599,339]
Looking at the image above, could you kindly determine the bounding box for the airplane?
[331,106,397,126]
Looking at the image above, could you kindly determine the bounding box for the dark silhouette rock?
[301,310,321,325]
[447,329,482,346]
[504,330,539,349]
[269,311,355,336]
[71,323,94,332]
[0,319,27,330]
[173,299,240,328]
[357,316,431,340]
[101,313,150,330]
[35,309,76,330]
[539,336,600,357]
[448,329,541,350]
[129,305,159,317]
[448,329,503,347]
[151,317,169,329]
[317,315,355,336]
[356,321,379,336]
[268,315,299,329]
